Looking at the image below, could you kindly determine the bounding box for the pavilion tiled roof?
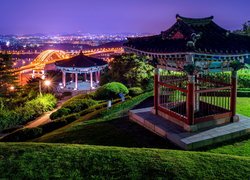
[124,14,250,54]
[55,51,107,68]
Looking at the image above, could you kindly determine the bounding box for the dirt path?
[25,96,72,128]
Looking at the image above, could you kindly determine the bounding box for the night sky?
[1,0,250,35]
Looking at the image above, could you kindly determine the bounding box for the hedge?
[62,98,98,113]
[50,108,71,120]
[0,113,80,142]
[237,91,250,97]
[128,87,144,97]
[1,127,43,142]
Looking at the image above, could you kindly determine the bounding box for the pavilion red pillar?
[154,68,159,115]
[187,75,195,125]
[230,70,237,122]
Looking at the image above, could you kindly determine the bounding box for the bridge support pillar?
[32,70,35,78]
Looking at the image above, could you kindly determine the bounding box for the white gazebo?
[55,51,108,90]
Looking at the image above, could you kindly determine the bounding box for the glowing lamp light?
[44,80,51,86]
[9,86,15,91]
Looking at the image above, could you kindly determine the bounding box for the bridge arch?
[31,50,68,65]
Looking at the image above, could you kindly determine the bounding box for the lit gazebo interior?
[55,51,108,90]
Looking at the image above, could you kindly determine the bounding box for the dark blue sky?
[1,0,250,34]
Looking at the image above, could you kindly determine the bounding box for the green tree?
[0,53,17,96]
[101,54,154,89]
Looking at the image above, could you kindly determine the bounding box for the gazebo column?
[90,71,93,89]
[84,73,87,81]
[74,73,78,90]
[98,70,101,82]
[62,71,66,87]
[95,71,99,83]
[187,75,195,125]
[230,70,237,122]
[154,68,159,115]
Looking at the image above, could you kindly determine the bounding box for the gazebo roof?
[124,14,250,54]
[55,51,107,68]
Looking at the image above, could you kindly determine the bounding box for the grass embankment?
[33,92,174,149]
[207,134,250,157]
[201,97,250,156]
[0,143,249,179]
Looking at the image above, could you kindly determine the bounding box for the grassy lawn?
[202,97,250,156]
[0,143,249,179]
[236,97,250,117]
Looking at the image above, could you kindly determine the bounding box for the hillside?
[0,143,249,179]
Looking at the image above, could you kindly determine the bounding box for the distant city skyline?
[1,0,250,35]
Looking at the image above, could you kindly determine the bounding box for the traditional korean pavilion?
[125,15,250,132]
[55,51,107,90]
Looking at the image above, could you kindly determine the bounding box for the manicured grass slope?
[35,116,175,149]
[0,143,249,179]
[207,134,250,157]
[35,97,250,150]
[205,97,250,156]
[34,92,176,149]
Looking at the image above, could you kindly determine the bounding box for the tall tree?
[101,53,154,90]
[0,53,17,96]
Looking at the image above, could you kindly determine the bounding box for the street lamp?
[39,79,51,95]
[44,80,51,86]
[9,86,15,91]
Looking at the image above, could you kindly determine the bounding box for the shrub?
[39,119,67,133]
[94,82,129,100]
[237,91,250,97]
[0,125,24,134]
[79,107,97,116]
[62,99,98,113]
[1,127,43,142]
[50,108,71,120]
[64,113,80,123]
[0,94,57,131]
[129,87,144,97]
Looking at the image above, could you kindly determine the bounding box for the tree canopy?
[0,53,17,96]
[101,54,154,90]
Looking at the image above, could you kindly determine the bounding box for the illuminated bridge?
[16,47,124,85]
